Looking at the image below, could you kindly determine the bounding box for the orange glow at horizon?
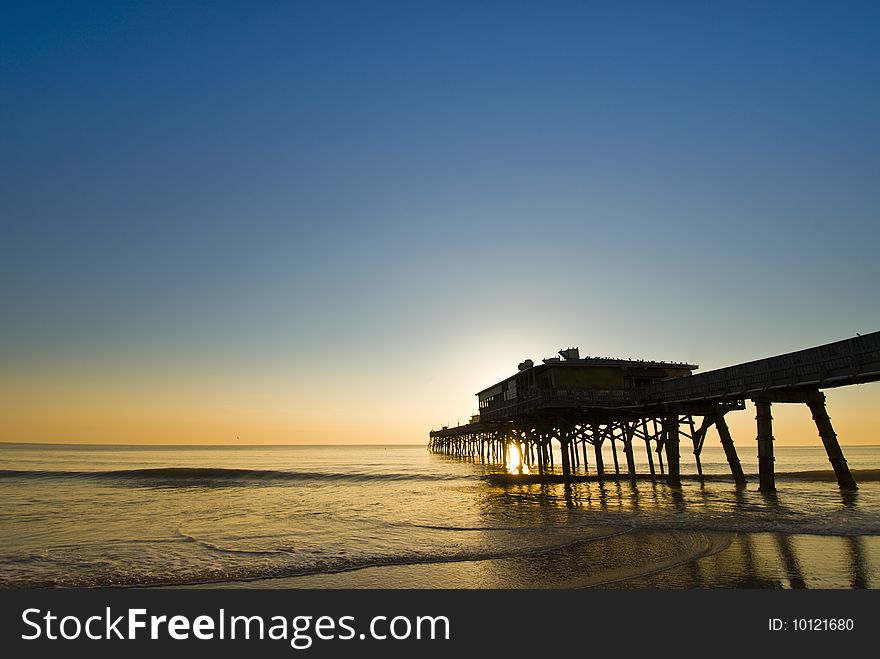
[1,360,878,446]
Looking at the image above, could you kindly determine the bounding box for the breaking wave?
[0,467,466,485]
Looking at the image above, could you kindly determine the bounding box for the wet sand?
[200,531,879,589]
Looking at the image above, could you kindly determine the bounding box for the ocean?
[1,443,878,589]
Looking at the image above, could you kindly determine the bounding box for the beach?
[214,531,876,589]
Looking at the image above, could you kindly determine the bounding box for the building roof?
[475,356,698,396]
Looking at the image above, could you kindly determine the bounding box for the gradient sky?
[2,1,879,445]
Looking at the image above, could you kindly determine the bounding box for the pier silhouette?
[430,332,880,491]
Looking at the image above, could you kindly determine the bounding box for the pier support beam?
[642,419,656,476]
[755,401,776,492]
[623,423,637,480]
[663,415,681,486]
[593,429,605,480]
[715,413,746,487]
[654,419,665,475]
[807,396,857,490]
[534,431,545,475]
[559,435,572,478]
[689,416,705,481]
[580,432,589,474]
[610,430,620,475]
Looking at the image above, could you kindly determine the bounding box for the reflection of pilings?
[755,401,776,492]
[738,531,760,586]
[807,395,857,490]
[847,536,869,589]
[775,534,806,589]
[561,481,574,508]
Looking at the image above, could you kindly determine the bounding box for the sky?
[1,1,879,446]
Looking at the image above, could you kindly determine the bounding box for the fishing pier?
[428,332,880,491]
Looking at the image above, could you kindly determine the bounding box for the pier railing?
[635,331,880,406]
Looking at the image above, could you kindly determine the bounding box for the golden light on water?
[505,443,530,475]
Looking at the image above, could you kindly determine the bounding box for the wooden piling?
[537,433,546,475]
[559,435,572,478]
[807,395,857,490]
[593,432,605,480]
[755,401,776,492]
[663,415,680,486]
[580,434,589,474]
[643,419,655,475]
[623,423,637,479]
[610,432,620,475]
[714,413,746,487]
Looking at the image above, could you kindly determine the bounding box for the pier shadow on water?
[468,474,879,589]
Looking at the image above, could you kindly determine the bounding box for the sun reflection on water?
[505,443,530,475]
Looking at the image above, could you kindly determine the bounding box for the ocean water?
[1,443,878,589]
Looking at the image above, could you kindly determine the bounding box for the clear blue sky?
[2,1,879,443]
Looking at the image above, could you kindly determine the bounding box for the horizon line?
[0,441,429,448]
[2,441,878,449]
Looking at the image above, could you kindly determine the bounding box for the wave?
[4,467,877,486]
[570,531,736,588]
[3,527,635,589]
[0,467,466,485]
[176,529,297,556]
